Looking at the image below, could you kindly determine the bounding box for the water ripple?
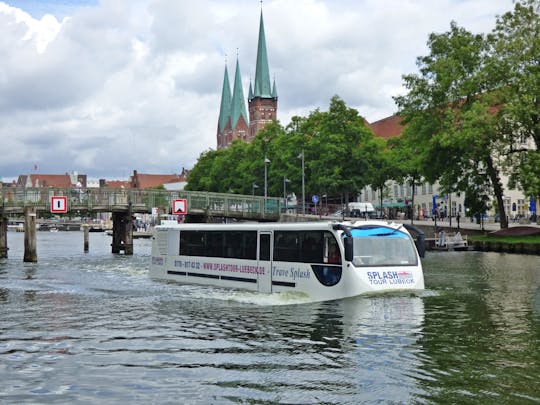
[1,235,539,403]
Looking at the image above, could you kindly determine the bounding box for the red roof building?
[130,169,189,189]
[17,173,87,188]
[369,115,404,139]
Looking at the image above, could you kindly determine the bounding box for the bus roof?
[155,220,406,233]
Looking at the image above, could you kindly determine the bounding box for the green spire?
[271,78,277,98]
[217,64,231,132]
[248,80,254,100]
[253,11,273,99]
[230,57,249,128]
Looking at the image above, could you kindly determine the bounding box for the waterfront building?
[17,172,87,188]
[217,10,277,149]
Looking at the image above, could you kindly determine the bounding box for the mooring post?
[0,215,8,259]
[24,206,37,262]
[124,213,134,255]
[111,212,123,254]
[111,211,133,255]
[83,225,89,252]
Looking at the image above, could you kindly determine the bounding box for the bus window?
[259,233,270,261]
[325,236,341,264]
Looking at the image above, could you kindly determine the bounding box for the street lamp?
[298,149,305,214]
[252,182,258,196]
[264,157,270,198]
[283,176,290,213]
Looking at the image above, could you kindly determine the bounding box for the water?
[1,232,539,404]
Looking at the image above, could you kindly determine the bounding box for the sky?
[0,0,514,181]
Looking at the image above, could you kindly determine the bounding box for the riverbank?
[394,219,540,255]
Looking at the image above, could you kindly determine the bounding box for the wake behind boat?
[150,220,425,302]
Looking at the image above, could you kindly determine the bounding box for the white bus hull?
[149,221,424,302]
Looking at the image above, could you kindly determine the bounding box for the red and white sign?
[172,199,187,215]
[50,196,68,213]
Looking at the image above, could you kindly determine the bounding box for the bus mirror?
[344,237,353,262]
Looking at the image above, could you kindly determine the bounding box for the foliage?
[394,22,510,228]
[186,1,539,225]
[484,0,540,198]
[187,96,380,205]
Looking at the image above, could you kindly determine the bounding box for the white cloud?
[0,0,513,180]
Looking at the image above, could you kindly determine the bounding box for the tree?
[388,134,425,223]
[487,0,540,200]
[184,149,221,192]
[304,96,375,209]
[365,137,393,219]
[395,22,510,228]
[187,96,378,213]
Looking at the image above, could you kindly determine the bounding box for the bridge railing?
[0,187,282,219]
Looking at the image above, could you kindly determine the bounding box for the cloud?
[0,0,513,180]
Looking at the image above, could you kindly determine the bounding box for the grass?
[469,235,540,244]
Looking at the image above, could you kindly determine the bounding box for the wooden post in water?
[0,215,8,259]
[111,211,133,255]
[124,212,133,255]
[83,225,89,252]
[24,206,37,262]
[111,212,123,254]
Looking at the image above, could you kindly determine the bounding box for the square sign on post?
[50,196,68,213]
[172,199,187,215]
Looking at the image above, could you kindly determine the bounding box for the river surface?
[1,231,539,404]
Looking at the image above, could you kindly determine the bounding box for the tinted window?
[274,231,335,263]
[259,233,271,261]
[180,231,205,256]
[179,230,256,260]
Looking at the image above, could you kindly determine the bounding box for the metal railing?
[0,187,282,220]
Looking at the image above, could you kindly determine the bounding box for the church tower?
[216,58,249,149]
[248,10,278,141]
[216,9,277,149]
[216,64,231,149]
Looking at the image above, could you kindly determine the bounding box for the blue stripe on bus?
[350,227,408,238]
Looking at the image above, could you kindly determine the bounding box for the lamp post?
[283,176,290,213]
[252,182,258,196]
[264,157,270,198]
[298,149,305,214]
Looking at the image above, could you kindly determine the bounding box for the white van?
[348,202,375,218]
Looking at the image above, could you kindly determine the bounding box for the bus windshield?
[349,226,418,267]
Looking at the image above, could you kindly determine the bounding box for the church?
[216,10,277,149]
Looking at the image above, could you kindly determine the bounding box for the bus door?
[257,231,272,293]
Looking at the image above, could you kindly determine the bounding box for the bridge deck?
[1,188,282,221]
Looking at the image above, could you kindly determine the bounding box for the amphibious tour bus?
[150,221,425,302]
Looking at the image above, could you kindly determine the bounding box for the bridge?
[0,187,282,261]
[0,187,282,219]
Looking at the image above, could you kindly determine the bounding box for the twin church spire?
[217,10,278,150]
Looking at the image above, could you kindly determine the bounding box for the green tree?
[388,134,425,223]
[304,96,375,208]
[185,149,221,191]
[487,0,540,200]
[365,137,394,219]
[187,96,379,213]
[395,22,510,228]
